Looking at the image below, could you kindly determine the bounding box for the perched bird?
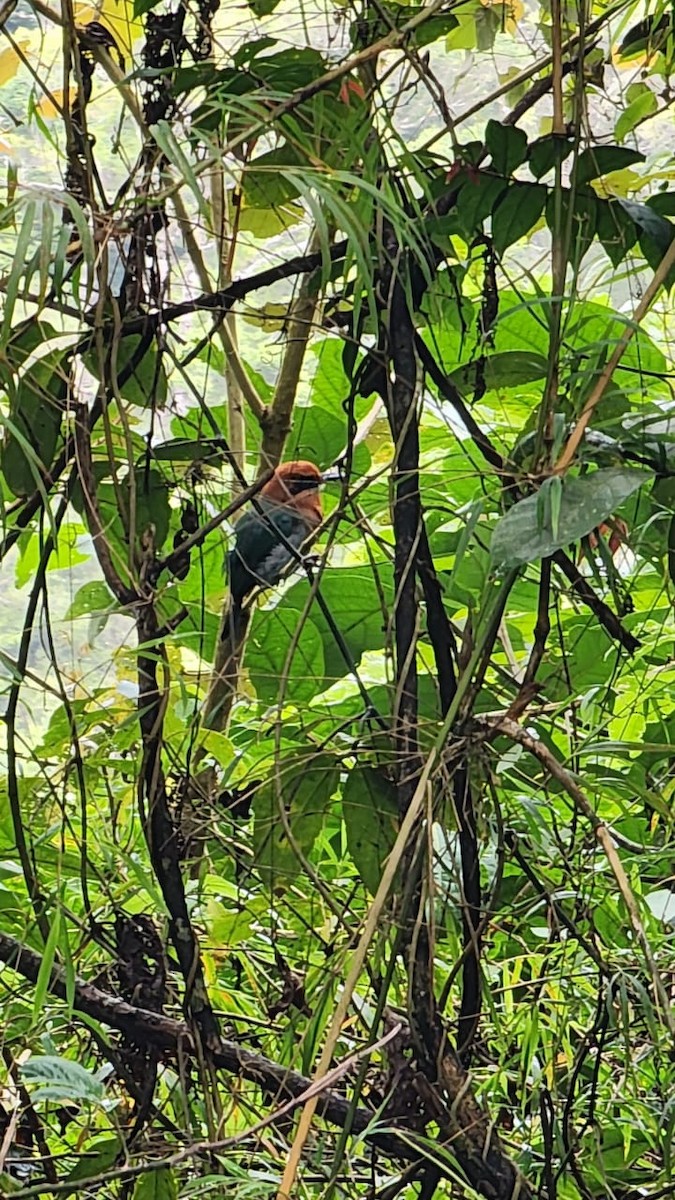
[228,460,324,606]
[204,460,326,731]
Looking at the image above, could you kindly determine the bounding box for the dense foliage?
[0,0,674,1194]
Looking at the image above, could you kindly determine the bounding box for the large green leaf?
[618,199,675,285]
[575,145,645,185]
[491,183,547,255]
[252,754,338,886]
[132,1170,178,1200]
[446,351,549,395]
[342,766,398,894]
[485,120,528,177]
[1,355,67,497]
[615,85,658,142]
[527,133,574,180]
[280,565,393,685]
[246,610,324,704]
[491,467,652,568]
[84,336,167,408]
[454,172,507,240]
[21,1056,106,1104]
[595,198,639,266]
[65,1138,122,1184]
[71,465,171,555]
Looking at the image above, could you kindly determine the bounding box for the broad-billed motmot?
[228,460,324,605]
[205,460,326,730]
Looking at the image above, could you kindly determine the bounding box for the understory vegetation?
[0,0,675,1194]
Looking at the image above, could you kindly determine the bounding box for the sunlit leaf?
[492,467,652,568]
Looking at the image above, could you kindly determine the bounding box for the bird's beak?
[321,467,342,484]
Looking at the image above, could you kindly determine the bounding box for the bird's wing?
[228,504,307,604]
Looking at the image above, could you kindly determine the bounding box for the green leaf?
[491,183,546,255]
[64,581,116,620]
[246,611,324,704]
[446,351,549,395]
[485,120,528,177]
[132,1170,178,1200]
[342,766,398,894]
[286,405,346,469]
[1,319,59,373]
[576,145,645,185]
[618,199,673,249]
[455,172,507,239]
[0,199,36,349]
[84,336,167,408]
[135,467,171,550]
[66,1138,121,1183]
[151,437,228,464]
[1,355,66,497]
[252,754,338,886]
[21,1056,106,1105]
[647,191,675,217]
[237,203,304,237]
[445,11,476,51]
[491,467,652,568]
[527,133,574,180]
[618,198,675,284]
[71,465,170,555]
[410,10,459,46]
[615,87,658,142]
[546,189,597,265]
[32,908,60,1022]
[595,199,638,266]
[242,149,303,210]
[204,898,252,947]
[282,565,394,685]
[247,0,281,14]
[537,475,562,538]
[667,512,675,589]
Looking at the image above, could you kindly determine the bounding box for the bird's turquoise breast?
[228,501,310,604]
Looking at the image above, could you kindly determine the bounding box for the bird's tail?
[203,601,251,732]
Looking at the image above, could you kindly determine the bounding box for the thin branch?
[158,470,273,576]
[136,599,222,1056]
[556,236,675,470]
[96,240,349,339]
[259,228,324,473]
[475,713,675,1037]
[73,404,138,605]
[0,928,449,1174]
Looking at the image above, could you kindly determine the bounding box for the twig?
[259,228,325,472]
[475,714,675,1037]
[73,405,138,605]
[0,929,446,1174]
[556,236,675,471]
[96,240,349,340]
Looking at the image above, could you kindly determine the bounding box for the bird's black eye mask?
[286,475,321,493]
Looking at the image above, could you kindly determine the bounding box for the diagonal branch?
[0,928,467,1177]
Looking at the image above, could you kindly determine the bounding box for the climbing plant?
[0,0,674,1194]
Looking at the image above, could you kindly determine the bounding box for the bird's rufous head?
[261,460,324,527]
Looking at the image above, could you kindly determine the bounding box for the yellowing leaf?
[96,0,142,57]
[73,2,97,20]
[479,0,523,34]
[36,89,71,119]
[612,44,661,69]
[0,41,30,88]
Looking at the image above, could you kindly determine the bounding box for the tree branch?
[0,929,458,1175]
